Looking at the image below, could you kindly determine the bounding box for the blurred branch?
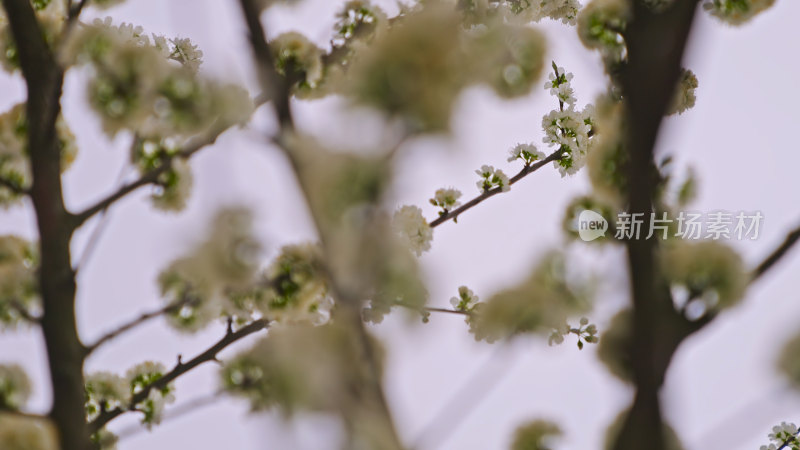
[237,1,404,447]
[72,159,132,274]
[88,318,269,433]
[83,295,197,357]
[613,1,702,449]
[429,150,563,228]
[753,224,800,282]
[395,301,472,317]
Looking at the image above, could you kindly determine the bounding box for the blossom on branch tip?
[430,187,462,212]
[450,286,479,312]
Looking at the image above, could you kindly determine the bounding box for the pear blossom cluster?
[429,187,463,214]
[270,32,325,94]
[545,68,577,106]
[125,362,176,428]
[577,0,630,67]
[507,143,546,165]
[0,364,30,410]
[0,414,58,450]
[547,317,599,349]
[501,0,583,26]
[63,17,252,139]
[0,103,78,207]
[0,0,65,73]
[259,243,334,325]
[450,286,480,312]
[475,165,511,193]
[541,64,595,177]
[332,0,387,47]
[667,68,699,116]
[661,240,747,311]
[761,421,800,450]
[83,363,174,445]
[703,0,776,25]
[392,205,434,256]
[0,235,39,327]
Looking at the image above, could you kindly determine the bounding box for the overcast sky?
[1,0,800,449]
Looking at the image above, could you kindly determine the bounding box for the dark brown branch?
[429,150,563,228]
[612,1,702,449]
[238,0,293,130]
[84,296,196,357]
[71,126,229,229]
[88,319,268,433]
[424,306,471,316]
[752,224,800,282]
[237,2,404,447]
[1,0,90,449]
[67,0,88,22]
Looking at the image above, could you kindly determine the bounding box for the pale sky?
[1,1,799,449]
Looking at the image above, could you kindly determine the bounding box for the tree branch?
[83,296,197,357]
[1,0,90,448]
[753,224,800,282]
[88,318,268,433]
[613,1,702,449]
[429,150,564,228]
[67,0,89,22]
[71,124,232,229]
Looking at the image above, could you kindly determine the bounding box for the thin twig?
[412,341,520,449]
[71,124,229,229]
[753,224,800,282]
[429,150,563,228]
[115,392,223,441]
[73,160,132,274]
[84,296,197,357]
[88,319,268,433]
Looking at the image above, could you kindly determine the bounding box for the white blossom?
[475,165,511,192]
[450,286,479,312]
[0,364,30,410]
[703,0,775,25]
[125,361,175,427]
[259,243,333,325]
[430,187,462,211]
[508,143,546,164]
[392,206,433,256]
[541,106,593,176]
[667,68,699,116]
[85,372,130,421]
[0,414,59,450]
[501,0,582,25]
[151,158,193,212]
[545,68,576,105]
[170,37,204,72]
